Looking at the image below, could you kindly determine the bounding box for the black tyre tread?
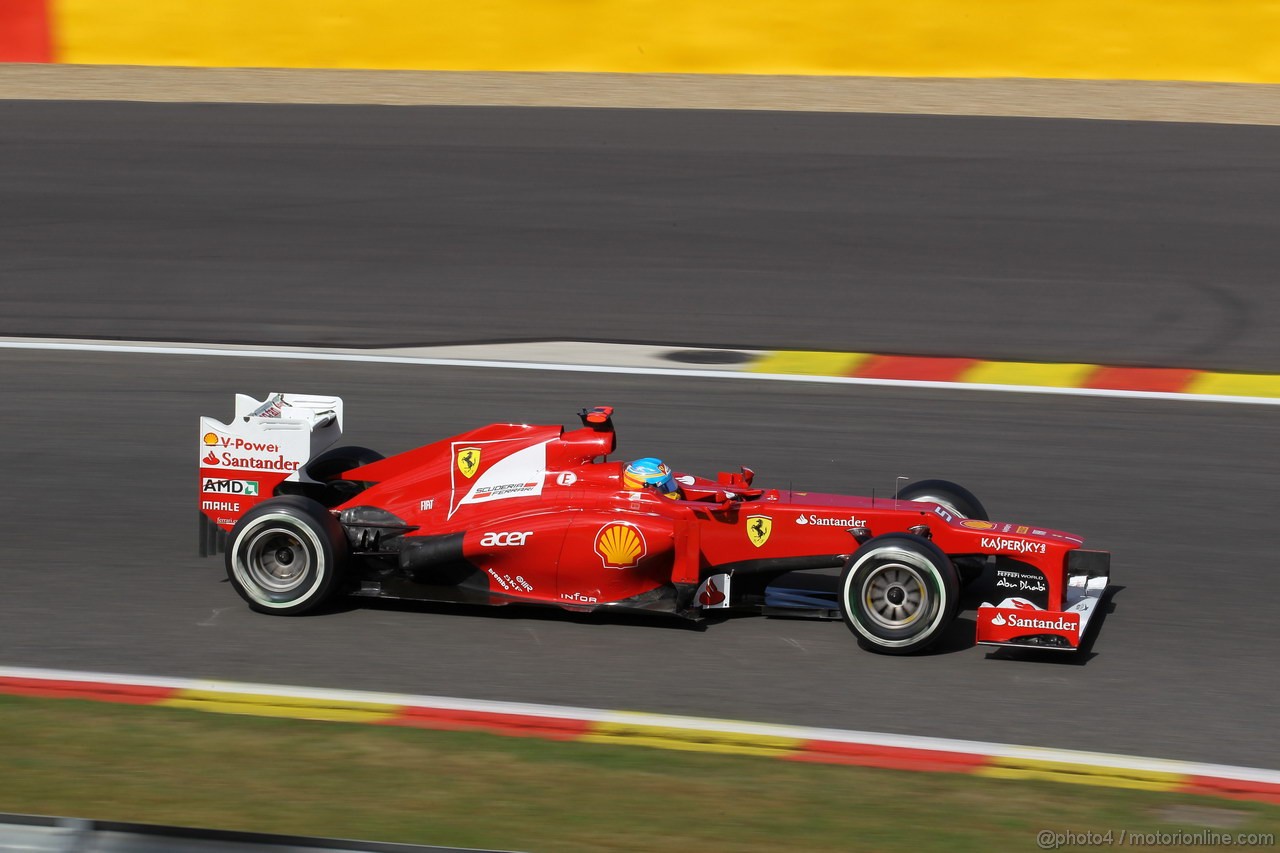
[840,533,959,656]
[276,445,385,508]
[225,496,347,616]
[896,478,988,521]
[305,445,384,483]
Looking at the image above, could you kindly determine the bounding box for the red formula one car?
[197,394,1111,655]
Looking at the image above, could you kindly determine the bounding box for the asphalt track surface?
[1,101,1278,769]
[4,100,1280,372]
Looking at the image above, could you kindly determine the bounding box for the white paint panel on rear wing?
[200,392,344,483]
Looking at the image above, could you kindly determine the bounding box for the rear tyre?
[277,445,384,507]
[896,478,987,521]
[306,445,384,483]
[841,534,959,655]
[226,496,348,615]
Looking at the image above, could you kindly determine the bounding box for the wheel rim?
[243,526,312,594]
[862,562,928,629]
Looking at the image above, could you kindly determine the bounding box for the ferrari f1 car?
[198,394,1111,655]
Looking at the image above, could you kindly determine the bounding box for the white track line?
[2,665,1277,782]
[2,337,1278,406]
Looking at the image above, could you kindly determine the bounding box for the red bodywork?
[307,408,1107,650]
[198,403,1109,651]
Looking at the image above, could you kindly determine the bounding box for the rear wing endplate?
[198,393,344,555]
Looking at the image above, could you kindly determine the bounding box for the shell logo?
[594,522,647,569]
[203,432,220,446]
[960,519,997,530]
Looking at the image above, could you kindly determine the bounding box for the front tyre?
[841,534,959,655]
[896,478,987,521]
[226,496,348,615]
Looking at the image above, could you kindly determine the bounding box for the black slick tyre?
[840,534,960,655]
[896,478,987,521]
[303,445,384,507]
[225,496,348,615]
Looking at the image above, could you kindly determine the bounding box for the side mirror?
[717,467,755,488]
[578,406,614,430]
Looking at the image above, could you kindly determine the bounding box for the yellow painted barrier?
[750,350,870,377]
[159,689,400,724]
[961,360,1098,389]
[1185,371,1280,398]
[583,720,803,757]
[978,756,1187,793]
[52,0,1280,83]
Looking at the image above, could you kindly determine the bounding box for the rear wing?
[198,393,344,555]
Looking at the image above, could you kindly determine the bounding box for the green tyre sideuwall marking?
[841,534,959,655]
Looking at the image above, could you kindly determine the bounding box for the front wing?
[974,550,1111,651]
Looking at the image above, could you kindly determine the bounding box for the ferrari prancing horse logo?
[456,447,481,479]
[747,515,772,548]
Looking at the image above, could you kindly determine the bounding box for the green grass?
[1,694,1276,852]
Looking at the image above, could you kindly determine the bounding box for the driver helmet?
[623,457,679,498]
